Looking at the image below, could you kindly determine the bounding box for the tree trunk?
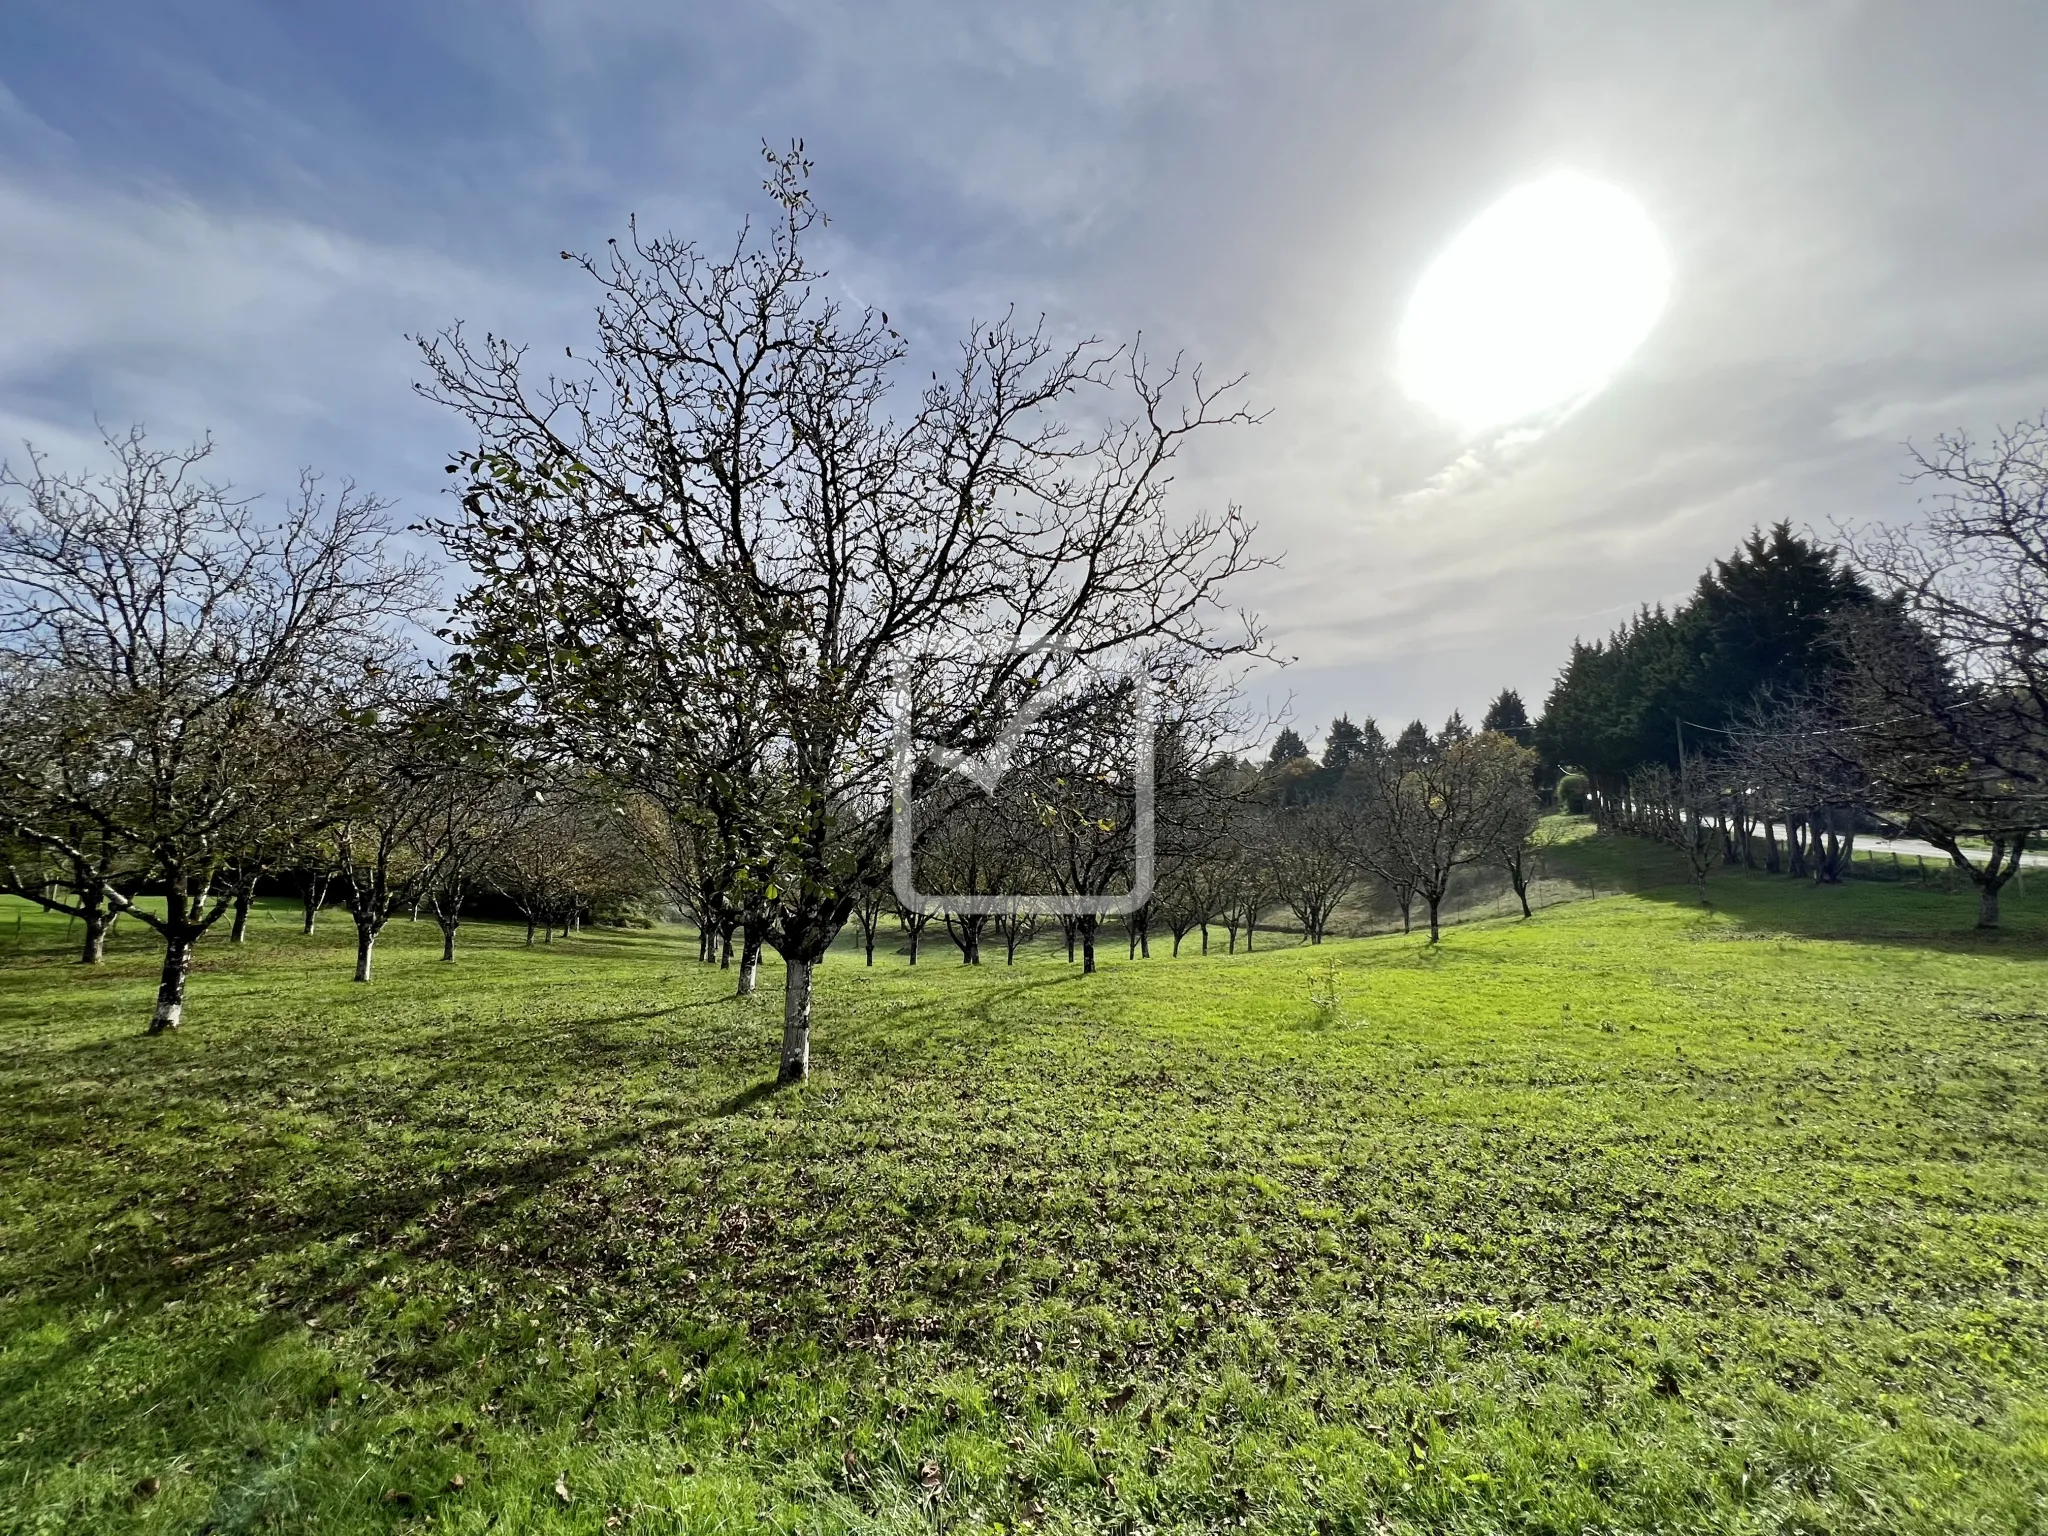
[230,884,253,943]
[150,934,194,1034]
[439,917,458,961]
[778,958,814,1084]
[1513,875,1532,919]
[354,921,377,983]
[1427,896,1443,944]
[1979,883,2001,929]
[1200,921,1209,955]
[1064,919,1076,963]
[1764,818,1781,875]
[299,873,328,934]
[864,925,876,966]
[78,888,110,964]
[737,923,763,996]
[907,923,922,965]
[1080,916,1097,975]
[525,915,536,946]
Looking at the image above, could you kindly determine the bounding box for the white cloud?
[6,0,2048,733]
[0,173,569,514]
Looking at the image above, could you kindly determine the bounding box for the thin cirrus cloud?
[3,0,2048,739]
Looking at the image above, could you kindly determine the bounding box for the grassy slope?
[1,834,2045,1534]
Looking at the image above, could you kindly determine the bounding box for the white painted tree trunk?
[737,926,762,996]
[150,936,193,1033]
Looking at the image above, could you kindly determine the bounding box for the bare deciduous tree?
[421,152,1267,1077]
[1358,728,1536,942]
[1629,755,1723,903]
[0,429,428,1030]
[1828,420,2048,926]
[1495,798,1559,919]
[1266,799,1357,944]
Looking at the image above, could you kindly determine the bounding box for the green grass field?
[3,830,2046,1534]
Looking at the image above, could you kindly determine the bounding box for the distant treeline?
[1506,427,2047,925]
[1536,524,1871,784]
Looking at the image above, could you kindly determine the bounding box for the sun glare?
[1397,172,1671,435]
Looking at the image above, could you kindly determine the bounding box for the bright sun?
[1396,172,1671,435]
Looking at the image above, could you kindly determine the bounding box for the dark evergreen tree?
[1481,688,1531,741]
[1267,727,1310,765]
[1322,714,1368,771]
[1393,719,1432,763]
[1686,522,1872,725]
[1535,525,1872,797]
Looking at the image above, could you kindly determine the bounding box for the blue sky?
[5,1,2047,741]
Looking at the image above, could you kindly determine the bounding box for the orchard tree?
[1360,727,1535,942]
[411,747,508,964]
[0,662,147,962]
[421,150,1266,1081]
[328,677,495,983]
[1629,753,1724,903]
[1833,417,2048,925]
[1494,794,1552,918]
[1266,798,1357,944]
[1826,605,2036,924]
[0,430,427,1031]
[491,788,586,944]
[913,791,1032,965]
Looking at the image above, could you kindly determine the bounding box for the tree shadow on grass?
[0,1100,711,1418]
[712,1078,784,1116]
[1,930,1180,1416]
[1628,857,2048,954]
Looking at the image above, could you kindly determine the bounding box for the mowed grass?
[2,835,2046,1534]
